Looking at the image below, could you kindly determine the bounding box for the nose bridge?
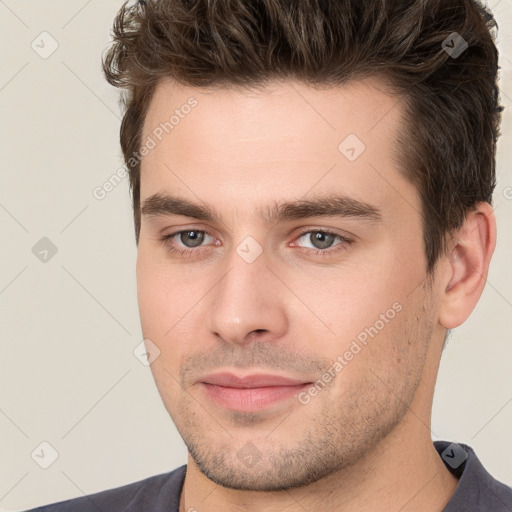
[204,241,288,345]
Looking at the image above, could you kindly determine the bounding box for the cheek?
[328,302,425,411]
[302,265,405,345]
[136,253,162,334]
[136,254,188,398]
[136,246,183,336]
[136,247,207,372]
[308,271,419,384]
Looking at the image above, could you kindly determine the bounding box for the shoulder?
[434,441,512,511]
[24,465,187,512]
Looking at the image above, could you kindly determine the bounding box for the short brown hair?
[103,0,503,272]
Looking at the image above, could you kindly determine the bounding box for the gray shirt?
[26,441,512,511]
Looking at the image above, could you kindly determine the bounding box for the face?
[136,78,438,491]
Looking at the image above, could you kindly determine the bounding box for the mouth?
[198,372,312,412]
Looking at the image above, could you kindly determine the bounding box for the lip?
[199,372,312,412]
[200,372,309,388]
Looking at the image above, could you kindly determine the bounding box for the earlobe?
[438,203,496,329]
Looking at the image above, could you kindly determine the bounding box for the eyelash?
[159,228,353,258]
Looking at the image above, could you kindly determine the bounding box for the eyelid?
[160,224,217,242]
[161,224,352,241]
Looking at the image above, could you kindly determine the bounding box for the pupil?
[312,232,334,249]
[182,230,204,247]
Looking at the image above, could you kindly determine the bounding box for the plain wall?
[1,1,511,510]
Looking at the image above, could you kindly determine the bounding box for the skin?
[136,77,496,512]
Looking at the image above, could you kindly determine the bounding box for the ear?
[437,202,496,329]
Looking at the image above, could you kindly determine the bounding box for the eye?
[294,230,351,254]
[176,230,208,248]
[297,230,341,250]
[160,229,216,256]
[159,228,352,258]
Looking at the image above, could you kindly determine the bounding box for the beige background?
[1,1,511,510]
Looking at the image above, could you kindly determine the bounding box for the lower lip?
[200,382,311,412]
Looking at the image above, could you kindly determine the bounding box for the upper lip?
[200,372,311,388]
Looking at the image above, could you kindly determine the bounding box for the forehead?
[139,77,418,223]
[142,77,401,152]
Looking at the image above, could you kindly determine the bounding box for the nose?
[204,244,289,346]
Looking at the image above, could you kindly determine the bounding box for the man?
[28,0,511,510]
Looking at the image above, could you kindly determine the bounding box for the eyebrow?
[141,192,382,225]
